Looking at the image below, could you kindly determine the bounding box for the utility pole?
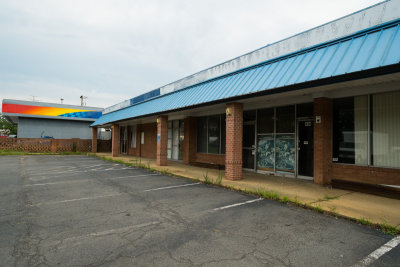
[80,95,87,106]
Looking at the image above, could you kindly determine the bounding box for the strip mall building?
[92,1,400,188]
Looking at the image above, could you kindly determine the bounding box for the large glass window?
[197,117,207,153]
[333,96,368,165]
[197,115,225,154]
[372,91,400,168]
[256,106,296,173]
[208,115,220,154]
[129,125,137,148]
[333,92,400,168]
[276,106,295,133]
[257,108,274,134]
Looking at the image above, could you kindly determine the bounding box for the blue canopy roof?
[93,20,400,126]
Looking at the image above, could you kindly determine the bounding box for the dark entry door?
[298,120,313,177]
[120,126,127,154]
[243,124,255,169]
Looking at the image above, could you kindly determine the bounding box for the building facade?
[92,1,400,187]
[2,99,104,139]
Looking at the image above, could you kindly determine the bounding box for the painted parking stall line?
[143,182,201,192]
[212,198,263,211]
[353,235,400,267]
[30,194,121,206]
[24,179,92,187]
[109,173,160,180]
[52,221,160,249]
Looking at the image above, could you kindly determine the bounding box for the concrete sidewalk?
[95,153,400,229]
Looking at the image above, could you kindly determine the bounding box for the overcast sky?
[0,0,383,110]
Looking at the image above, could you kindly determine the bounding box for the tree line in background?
[0,115,17,136]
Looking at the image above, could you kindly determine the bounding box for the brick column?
[156,116,168,166]
[91,127,98,153]
[225,102,243,180]
[314,98,332,185]
[111,124,120,157]
[183,117,197,164]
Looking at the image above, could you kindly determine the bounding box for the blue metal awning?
[93,20,400,126]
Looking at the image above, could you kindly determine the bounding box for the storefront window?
[276,106,295,133]
[257,108,274,134]
[257,135,274,171]
[332,96,368,164]
[208,115,220,153]
[372,91,400,168]
[275,134,295,172]
[197,114,225,154]
[197,117,207,153]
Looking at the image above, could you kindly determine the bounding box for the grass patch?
[203,171,212,184]
[216,172,223,185]
[292,196,303,206]
[356,217,372,226]
[380,221,400,235]
[313,204,324,213]
[280,196,289,203]
[256,188,280,200]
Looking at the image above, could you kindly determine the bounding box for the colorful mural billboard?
[2,103,102,119]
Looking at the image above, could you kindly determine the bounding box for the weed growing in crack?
[356,217,372,226]
[380,221,400,235]
[280,196,289,203]
[203,171,212,184]
[256,188,280,200]
[314,204,323,213]
[216,172,223,185]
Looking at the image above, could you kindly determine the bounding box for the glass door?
[120,126,127,154]
[243,123,256,170]
[297,120,314,177]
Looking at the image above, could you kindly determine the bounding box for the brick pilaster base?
[91,127,98,153]
[314,97,332,185]
[111,124,120,157]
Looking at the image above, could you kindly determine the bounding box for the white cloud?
[0,0,383,109]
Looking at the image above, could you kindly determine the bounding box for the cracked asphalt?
[0,155,398,266]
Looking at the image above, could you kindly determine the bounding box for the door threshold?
[297,175,313,181]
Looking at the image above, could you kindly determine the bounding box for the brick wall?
[195,153,225,166]
[331,164,400,185]
[97,140,111,152]
[225,102,243,180]
[140,123,157,159]
[92,127,98,153]
[0,138,92,152]
[313,98,332,185]
[111,124,120,157]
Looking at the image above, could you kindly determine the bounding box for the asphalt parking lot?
[0,155,398,266]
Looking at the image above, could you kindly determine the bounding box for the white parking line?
[54,221,160,247]
[30,194,121,206]
[212,198,263,211]
[29,168,140,181]
[143,182,201,192]
[353,235,400,266]
[24,179,91,187]
[109,174,160,180]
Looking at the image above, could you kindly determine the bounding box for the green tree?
[0,115,17,135]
